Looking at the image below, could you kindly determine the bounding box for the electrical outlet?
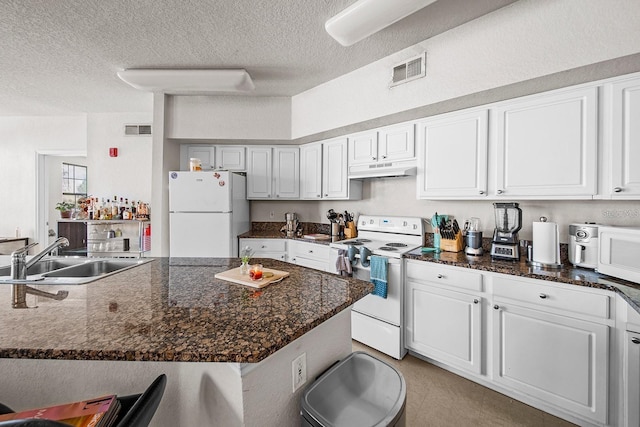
[269,211,275,219]
[292,352,307,392]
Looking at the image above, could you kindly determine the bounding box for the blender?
[282,212,300,238]
[464,217,483,256]
[490,202,522,260]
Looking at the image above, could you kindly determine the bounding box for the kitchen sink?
[0,257,154,285]
[43,259,140,278]
[0,258,87,276]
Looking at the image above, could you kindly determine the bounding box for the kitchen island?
[0,257,373,426]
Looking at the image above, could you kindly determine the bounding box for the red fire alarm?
[109,147,118,157]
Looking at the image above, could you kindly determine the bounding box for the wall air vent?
[124,124,152,136]
[390,52,426,88]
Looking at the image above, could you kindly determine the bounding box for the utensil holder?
[440,231,464,252]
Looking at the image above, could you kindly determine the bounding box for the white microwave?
[598,226,640,284]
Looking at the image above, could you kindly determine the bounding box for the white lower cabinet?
[625,330,640,427]
[492,299,609,424]
[405,261,483,374]
[239,238,286,261]
[405,279,483,374]
[405,260,614,426]
[288,240,330,272]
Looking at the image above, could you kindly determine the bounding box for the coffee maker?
[464,217,483,256]
[490,202,522,260]
[283,212,301,238]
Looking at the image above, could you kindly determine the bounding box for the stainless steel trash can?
[300,351,406,427]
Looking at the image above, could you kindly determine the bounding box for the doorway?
[36,150,87,249]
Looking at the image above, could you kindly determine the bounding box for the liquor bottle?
[111,196,118,218]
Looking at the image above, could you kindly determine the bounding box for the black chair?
[0,374,167,427]
[113,374,167,427]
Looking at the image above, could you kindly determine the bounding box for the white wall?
[291,0,640,138]
[0,116,86,240]
[87,113,153,203]
[166,96,291,140]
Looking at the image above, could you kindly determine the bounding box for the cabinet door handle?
[539,293,548,299]
[497,189,504,194]
[473,299,479,304]
[493,304,500,310]
[372,157,377,160]
[276,194,280,198]
[632,337,640,344]
[614,187,623,193]
[324,194,329,197]
[317,195,321,198]
[479,190,485,195]
[308,250,313,253]
[261,245,266,249]
[437,274,444,279]
[382,155,387,159]
[292,258,296,262]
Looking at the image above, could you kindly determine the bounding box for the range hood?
[348,160,417,179]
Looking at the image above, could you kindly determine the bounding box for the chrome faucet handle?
[11,242,39,257]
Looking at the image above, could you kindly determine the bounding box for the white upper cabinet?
[300,138,362,200]
[323,137,351,199]
[182,145,245,171]
[417,108,488,199]
[186,145,216,170]
[348,123,415,166]
[247,146,299,199]
[492,86,598,198]
[246,147,272,199]
[379,123,415,162]
[300,143,323,200]
[608,77,640,198]
[214,146,245,171]
[273,147,300,199]
[348,130,378,165]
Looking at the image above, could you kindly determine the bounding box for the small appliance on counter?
[530,216,562,269]
[490,202,522,260]
[568,223,599,269]
[464,217,483,256]
[597,226,640,283]
[281,212,302,238]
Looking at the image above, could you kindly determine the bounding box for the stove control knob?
[361,220,366,226]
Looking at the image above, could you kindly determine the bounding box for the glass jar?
[189,158,202,171]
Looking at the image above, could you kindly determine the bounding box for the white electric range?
[329,215,425,359]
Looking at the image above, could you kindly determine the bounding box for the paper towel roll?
[532,221,560,265]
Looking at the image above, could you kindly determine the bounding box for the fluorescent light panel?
[117,69,255,93]
[325,0,437,46]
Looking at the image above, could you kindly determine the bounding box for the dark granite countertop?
[404,249,640,314]
[0,258,373,363]
[238,230,340,245]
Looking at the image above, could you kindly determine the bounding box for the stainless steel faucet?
[10,237,69,280]
[12,284,69,309]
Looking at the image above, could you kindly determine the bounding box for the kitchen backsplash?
[251,176,640,244]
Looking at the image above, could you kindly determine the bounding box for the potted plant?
[56,201,76,218]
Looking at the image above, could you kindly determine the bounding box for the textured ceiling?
[0,0,516,116]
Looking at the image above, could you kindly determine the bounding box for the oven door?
[352,257,402,326]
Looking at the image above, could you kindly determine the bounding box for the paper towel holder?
[528,216,563,270]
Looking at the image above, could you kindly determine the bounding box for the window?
[62,163,87,205]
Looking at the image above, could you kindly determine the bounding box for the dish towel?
[369,255,388,298]
[336,249,352,277]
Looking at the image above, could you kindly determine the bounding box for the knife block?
[439,231,464,252]
[344,222,357,239]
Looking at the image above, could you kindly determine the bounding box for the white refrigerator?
[169,171,250,257]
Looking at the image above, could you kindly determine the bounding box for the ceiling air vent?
[124,124,152,136]
[390,52,426,88]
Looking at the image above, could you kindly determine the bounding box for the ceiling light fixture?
[116,69,255,93]
[325,0,438,47]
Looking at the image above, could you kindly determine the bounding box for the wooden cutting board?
[214,266,290,288]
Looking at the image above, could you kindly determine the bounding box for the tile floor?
[352,341,578,427]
